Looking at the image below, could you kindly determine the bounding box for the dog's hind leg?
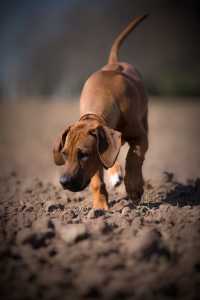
[107,159,123,187]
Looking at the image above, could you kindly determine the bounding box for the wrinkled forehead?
[65,124,96,150]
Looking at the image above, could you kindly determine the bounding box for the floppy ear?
[52,126,71,165]
[91,126,121,169]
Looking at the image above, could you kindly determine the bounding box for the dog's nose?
[59,174,72,188]
[59,174,82,192]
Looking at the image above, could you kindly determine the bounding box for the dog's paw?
[124,176,144,202]
[93,202,110,211]
[109,172,123,187]
[127,189,143,203]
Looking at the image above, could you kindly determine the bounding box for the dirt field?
[0,98,200,300]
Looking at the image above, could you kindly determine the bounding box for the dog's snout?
[59,174,82,192]
[59,174,73,187]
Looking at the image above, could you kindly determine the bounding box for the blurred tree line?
[0,0,199,101]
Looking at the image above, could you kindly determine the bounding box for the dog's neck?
[79,112,108,127]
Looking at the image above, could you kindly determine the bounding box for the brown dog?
[52,14,149,211]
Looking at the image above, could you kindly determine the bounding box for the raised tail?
[108,13,149,64]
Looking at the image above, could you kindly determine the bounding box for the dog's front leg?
[124,135,148,202]
[90,166,109,211]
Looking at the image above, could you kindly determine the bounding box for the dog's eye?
[62,152,67,160]
[78,150,89,161]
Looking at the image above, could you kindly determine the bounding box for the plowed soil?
[0,99,200,300]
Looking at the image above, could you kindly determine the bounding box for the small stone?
[24,205,34,212]
[63,210,76,219]
[59,224,88,244]
[44,200,64,213]
[88,208,105,219]
[12,207,18,213]
[18,204,26,212]
[121,207,131,215]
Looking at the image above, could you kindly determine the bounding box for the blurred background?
[0,0,200,185]
[0,0,200,101]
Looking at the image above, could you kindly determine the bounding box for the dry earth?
[0,98,200,300]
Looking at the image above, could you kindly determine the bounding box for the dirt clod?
[88,208,105,219]
[59,223,88,244]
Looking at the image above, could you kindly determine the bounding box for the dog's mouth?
[60,176,91,192]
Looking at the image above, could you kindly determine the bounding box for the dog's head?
[52,121,121,192]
